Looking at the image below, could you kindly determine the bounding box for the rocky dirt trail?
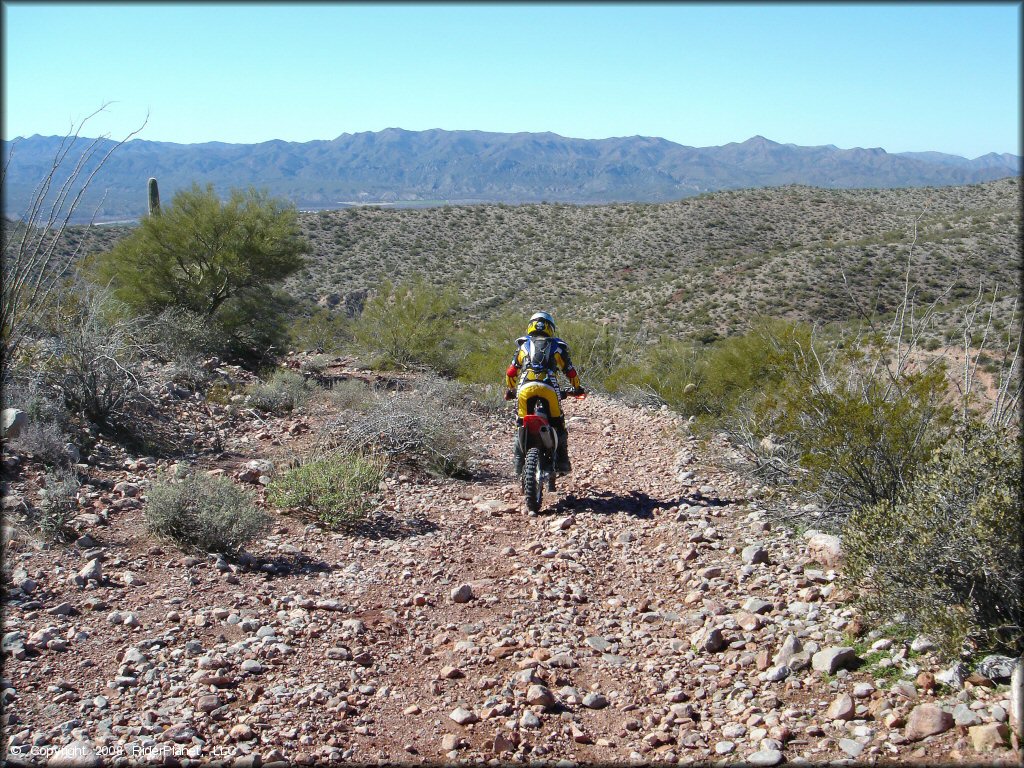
[2,372,1020,767]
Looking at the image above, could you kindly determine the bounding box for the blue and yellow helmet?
[527,311,556,337]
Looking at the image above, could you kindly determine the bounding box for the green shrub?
[603,337,701,409]
[144,473,269,554]
[693,318,816,418]
[4,372,75,466]
[843,424,1023,659]
[353,278,462,374]
[299,354,332,376]
[266,450,386,526]
[142,306,231,364]
[4,371,70,430]
[246,369,312,414]
[454,310,523,386]
[557,319,648,394]
[288,305,351,354]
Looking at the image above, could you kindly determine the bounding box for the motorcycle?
[515,386,585,513]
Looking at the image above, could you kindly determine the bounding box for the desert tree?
[89,183,310,361]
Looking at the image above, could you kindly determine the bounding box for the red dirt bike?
[516,387,585,513]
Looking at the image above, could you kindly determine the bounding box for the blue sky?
[2,2,1020,158]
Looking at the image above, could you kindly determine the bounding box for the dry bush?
[35,468,80,541]
[246,369,313,414]
[337,390,472,477]
[144,473,270,554]
[12,421,74,468]
[39,286,150,432]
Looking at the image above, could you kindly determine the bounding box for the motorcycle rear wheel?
[523,447,542,513]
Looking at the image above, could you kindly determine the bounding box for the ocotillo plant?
[147,177,161,216]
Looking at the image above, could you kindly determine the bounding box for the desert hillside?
[294,178,1020,338]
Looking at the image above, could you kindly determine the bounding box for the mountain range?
[2,128,1019,223]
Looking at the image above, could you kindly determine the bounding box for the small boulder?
[905,703,953,741]
[953,703,983,727]
[690,625,727,653]
[526,684,556,709]
[2,409,26,439]
[826,693,855,721]
[746,749,783,767]
[229,723,255,741]
[741,543,769,565]
[969,722,1009,752]
[47,741,99,767]
[806,532,842,568]
[811,646,859,674]
[75,558,103,586]
[450,584,474,603]
[441,733,463,752]
[774,634,803,667]
[449,707,479,725]
[975,654,1016,682]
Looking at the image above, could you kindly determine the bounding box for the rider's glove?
[572,387,586,396]
[503,389,515,401]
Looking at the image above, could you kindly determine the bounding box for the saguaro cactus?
[147,177,161,216]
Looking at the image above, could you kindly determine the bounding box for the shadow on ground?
[545,488,744,518]
[339,513,440,541]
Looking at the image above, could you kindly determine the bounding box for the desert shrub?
[603,337,701,409]
[246,369,312,414]
[39,287,149,432]
[288,305,351,354]
[843,423,1023,659]
[13,421,74,467]
[4,371,70,428]
[340,391,472,477]
[142,306,231,365]
[557,319,648,393]
[266,450,386,526]
[326,376,377,412]
[165,358,211,394]
[454,310,523,386]
[144,473,270,554]
[36,468,80,540]
[731,333,953,523]
[692,318,817,418]
[353,278,462,374]
[215,287,297,365]
[299,354,332,376]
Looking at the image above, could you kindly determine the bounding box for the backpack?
[523,336,554,375]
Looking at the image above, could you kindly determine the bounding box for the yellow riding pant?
[517,381,562,419]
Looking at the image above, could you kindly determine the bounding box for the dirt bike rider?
[504,311,584,475]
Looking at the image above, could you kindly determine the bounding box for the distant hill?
[2,129,1019,223]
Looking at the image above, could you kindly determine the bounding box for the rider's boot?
[555,426,571,474]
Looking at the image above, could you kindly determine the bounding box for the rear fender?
[523,414,549,435]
